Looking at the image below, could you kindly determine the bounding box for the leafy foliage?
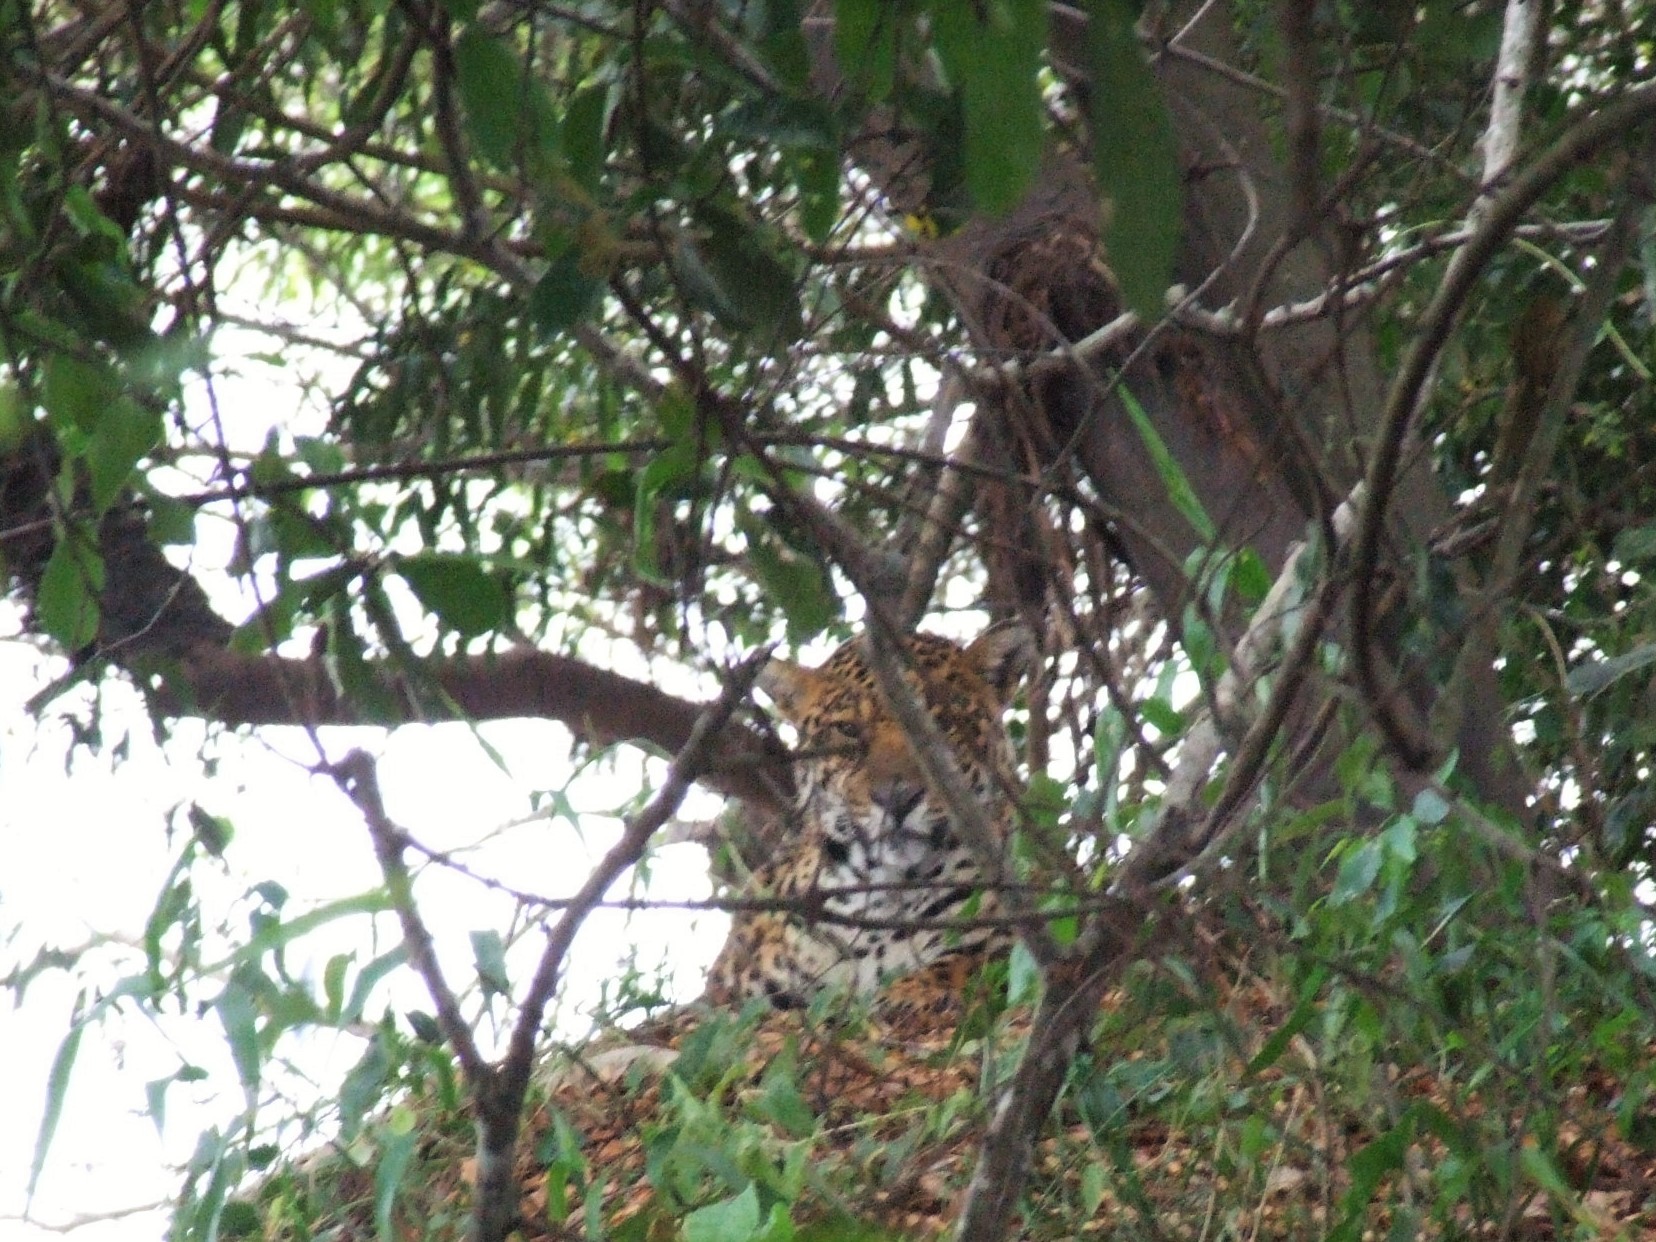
[5,0,1656,1240]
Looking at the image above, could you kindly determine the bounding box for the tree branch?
[469,649,767,1242]
[1349,79,1656,769]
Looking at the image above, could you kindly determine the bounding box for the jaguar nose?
[872,779,925,822]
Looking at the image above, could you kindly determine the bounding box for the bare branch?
[472,649,768,1242]
[1349,79,1656,769]
[330,749,489,1080]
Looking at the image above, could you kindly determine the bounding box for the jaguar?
[706,624,1034,1008]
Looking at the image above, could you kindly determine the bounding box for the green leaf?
[674,207,801,336]
[1330,838,1383,906]
[1410,787,1451,826]
[144,1075,171,1137]
[343,946,409,1024]
[1519,1142,1575,1201]
[931,0,1045,215]
[530,248,603,336]
[1566,643,1656,697]
[1121,386,1214,542]
[795,146,840,244]
[323,953,350,1022]
[375,1130,419,1242]
[187,804,235,857]
[201,889,395,975]
[471,929,511,998]
[452,27,559,175]
[218,977,263,1095]
[341,1033,392,1141]
[0,380,27,452]
[1327,1120,1410,1242]
[42,355,116,433]
[1138,695,1184,737]
[834,0,895,102]
[397,553,508,637]
[684,1183,761,1242]
[1246,966,1328,1074]
[28,995,86,1205]
[743,524,837,644]
[1087,0,1183,318]
[37,534,103,650]
[562,84,610,193]
[757,1065,816,1139]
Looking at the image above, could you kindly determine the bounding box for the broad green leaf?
[145,1075,170,1137]
[795,147,840,244]
[323,953,351,1022]
[42,354,117,433]
[201,890,395,975]
[1327,1120,1410,1242]
[562,84,610,193]
[343,946,409,1024]
[1519,1142,1576,1201]
[453,27,558,176]
[756,1065,816,1139]
[340,1034,392,1141]
[834,0,895,102]
[744,527,837,644]
[530,248,603,337]
[37,535,103,650]
[1087,0,1183,318]
[1138,695,1184,736]
[754,1203,796,1242]
[27,995,86,1204]
[471,928,511,997]
[1330,838,1383,906]
[674,207,801,336]
[397,552,508,637]
[931,0,1045,215]
[375,1130,419,1242]
[1611,523,1656,563]
[684,1183,761,1242]
[218,976,263,1094]
[0,381,27,451]
[187,804,235,857]
[1566,642,1656,697]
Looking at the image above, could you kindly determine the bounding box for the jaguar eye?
[822,720,863,747]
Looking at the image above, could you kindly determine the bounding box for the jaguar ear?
[967,622,1037,701]
[755,657,816,721]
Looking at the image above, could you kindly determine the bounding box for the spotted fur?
[707,625,1034,1007]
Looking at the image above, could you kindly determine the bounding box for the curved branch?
[1349,80,1656,768]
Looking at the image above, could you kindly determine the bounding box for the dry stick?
[332,750,488,1079]
[335,650,766,1242]
[1349,80,1656,769]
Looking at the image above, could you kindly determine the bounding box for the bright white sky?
[0,327,730,1240]
[0,634,728,1240]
